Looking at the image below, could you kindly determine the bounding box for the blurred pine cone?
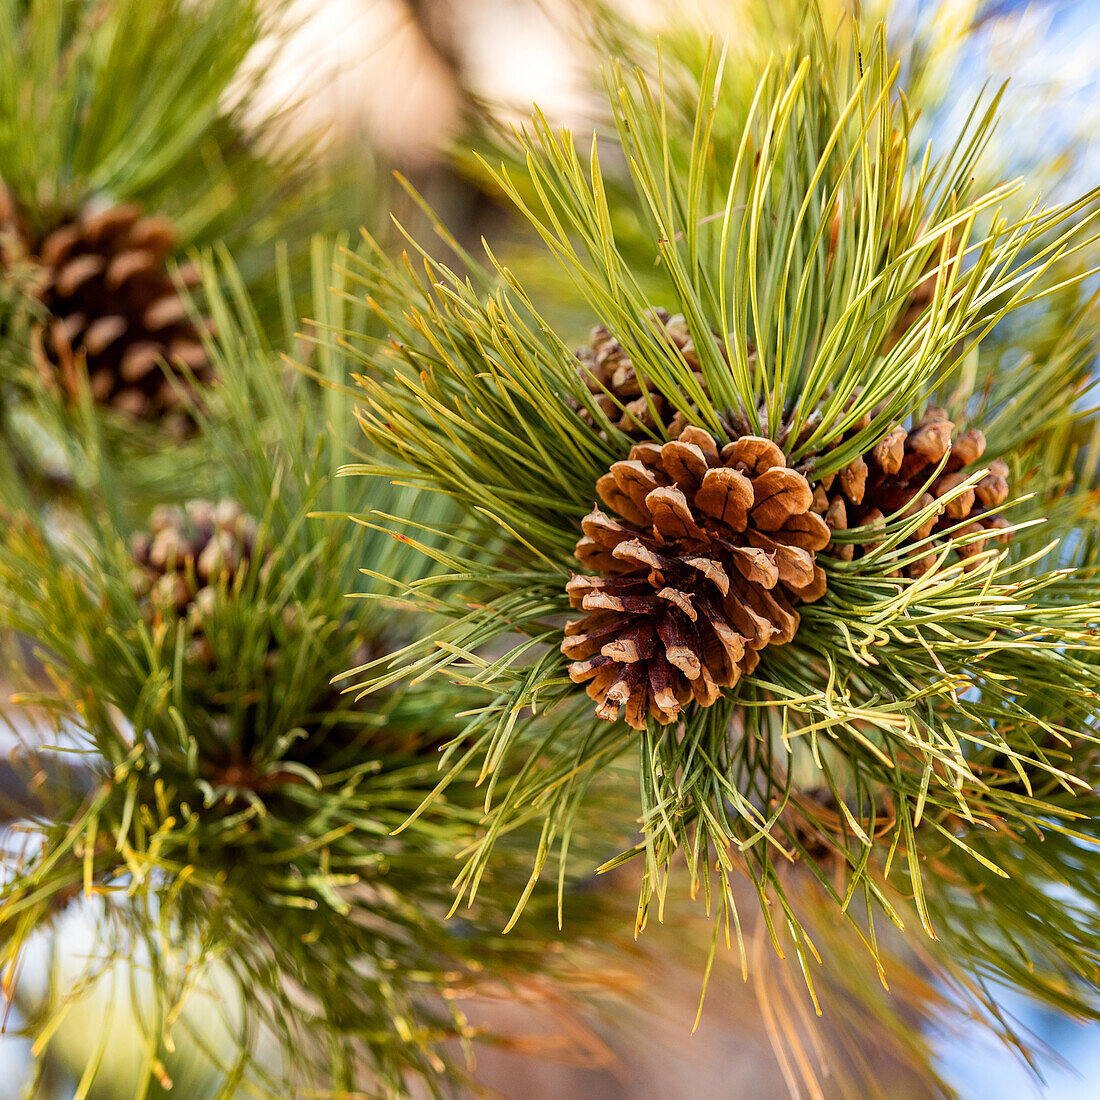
[0,189,211,424]
[563,426,828,729]
[572,308,735,439]
[130,499,259,664]
[128,502,414,796]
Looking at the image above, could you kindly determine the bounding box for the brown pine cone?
[562,426,829,730]
[810,406,1010,576]
[130,499,261,664]
[573,309,735,439]
[0,191,211,423]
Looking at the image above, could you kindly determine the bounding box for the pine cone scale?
[84,315,127,354]
[648,485,707,540]
[55,254,105,296]
[144,295,190,330]
[695,467,753,528]
[749,466,814,530]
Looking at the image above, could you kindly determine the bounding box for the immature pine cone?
[0,191,211,422]
[563,426,829,730]
[573,309,734,439]
[131,500,260,664]
[812,406,1010,576]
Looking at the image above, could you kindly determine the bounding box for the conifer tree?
[0,3,621,1094]
[0,0,337,497]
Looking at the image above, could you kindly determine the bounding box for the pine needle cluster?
[0,0,340,497]
[4,1,1100,1097]
[0,0,321,264]
[0,241,621,1097]
[337,14,1100,1068]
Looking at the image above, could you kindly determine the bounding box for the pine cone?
[573,309,734,438]
[1,191,211,423]
[562,426,829,730]
[809,407,1011,576]
[130,499,260,664]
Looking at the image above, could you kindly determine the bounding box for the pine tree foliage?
[1,2,1100,1097]
[457,0,990,333]
[0,0,343,498]
[0,0,319,260]
[0,241,621,1098]
[337,12,1100,1072]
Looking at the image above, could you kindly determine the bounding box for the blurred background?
[2,0,1099,1096]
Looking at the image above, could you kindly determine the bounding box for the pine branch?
[0,239,625,1097]
[336,10,1100,1072]
[0,0,316,245]
[0,0,364,517]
